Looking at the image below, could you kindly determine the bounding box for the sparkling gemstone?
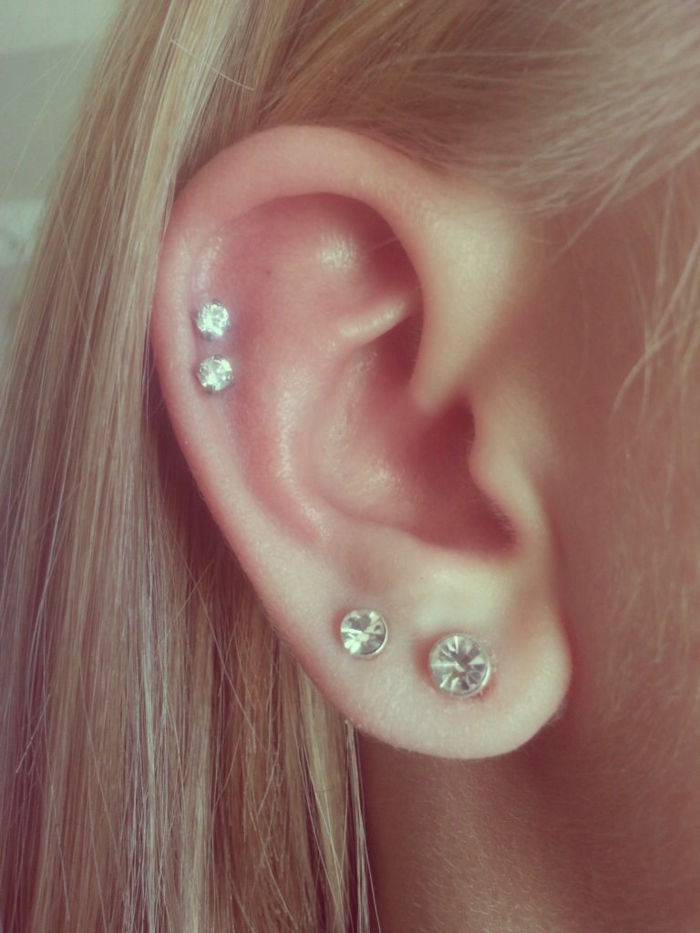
[197,356,234,393]
[195,301,231,339]
[429,634,491,698]
[340,609,388,658]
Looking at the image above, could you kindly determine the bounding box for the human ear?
[151,126,570,759]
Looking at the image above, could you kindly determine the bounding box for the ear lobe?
[152,126,571,759]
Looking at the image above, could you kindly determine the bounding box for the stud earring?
[195,300,232,340]
[340,609,388,658]
[197,355,235,393]
[428,634,492,697]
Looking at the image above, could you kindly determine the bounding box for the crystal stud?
[428,634,491,698]
[197,356,234,393]
[340,609,388,658]
[195,301,232,340]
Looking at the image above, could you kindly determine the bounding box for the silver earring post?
[428,634,492,697]
[340,609,388,658]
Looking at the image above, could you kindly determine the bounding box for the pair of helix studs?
[341,609,492,698]
[194,301,236,392]
[192,303,492,699]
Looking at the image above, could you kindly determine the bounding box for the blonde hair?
[1,1,699,930]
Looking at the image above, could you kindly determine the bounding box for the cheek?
[545,187,700,750]
[523,208,696,726]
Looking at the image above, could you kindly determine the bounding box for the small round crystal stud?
[340,609,388,658]
[197,356,234,393]
[428,634,491,698]
[195,301,232,340]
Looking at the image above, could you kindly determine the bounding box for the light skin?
[361,190,700,932]
[152,127,700,932]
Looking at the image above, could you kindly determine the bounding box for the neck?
[359,717,700,933]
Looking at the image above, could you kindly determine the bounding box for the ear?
[151,126,570,759]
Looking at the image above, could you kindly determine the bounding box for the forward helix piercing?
[428,634,492,698]
[340,609,389,658]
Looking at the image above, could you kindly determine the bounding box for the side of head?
[1,1,700,931]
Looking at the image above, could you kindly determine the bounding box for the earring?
[195,300,232,340]
[340,609,388,658]
[429,634,491,697]
[197,355,235,393]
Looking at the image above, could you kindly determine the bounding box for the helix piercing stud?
[195,300,232,340]
[197,356,235,393]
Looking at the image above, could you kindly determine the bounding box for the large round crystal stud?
[340,609,388,659]
[197,356,234,393]
[195,301,232,340]
[429,634,491,698]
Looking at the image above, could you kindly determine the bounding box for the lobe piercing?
[428,634,492,697]
[340,609,388,658]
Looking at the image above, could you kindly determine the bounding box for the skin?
[154,128,700,933]
[360,192,700,933]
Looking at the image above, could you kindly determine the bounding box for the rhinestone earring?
[197,356,235,393]
[428,634,492,697]
[195,300,232,340]
[340,609,388,658]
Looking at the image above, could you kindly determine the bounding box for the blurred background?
[1,0,119,343]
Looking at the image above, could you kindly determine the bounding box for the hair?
[1,1,700,930]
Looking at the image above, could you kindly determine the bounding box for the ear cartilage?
[340,609,389,658]
[429,634,492,697]
[197,356,235,393]
[195,300,232,340]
